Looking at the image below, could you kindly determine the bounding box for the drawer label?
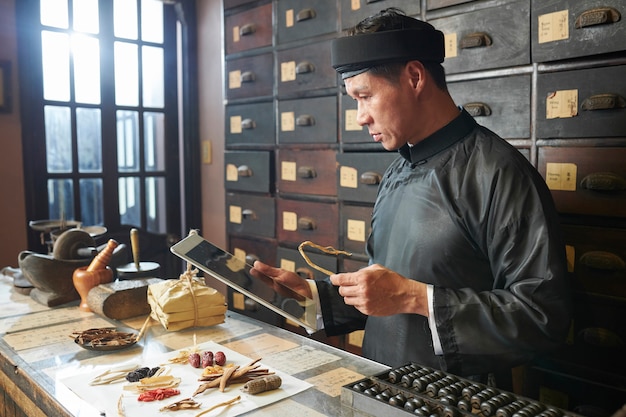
[281,61,296,82]
[285,9,294,28]
[283,211,298,231]
[280,258,296,272]
[226,163,238,182]
[347,219,366,242]
[545,162,577,191]
[348,330,365,348]
[233,247,246,261]
[351,0,361,10]
[345,109,362,131]
[340,166,358,188]
[233,26,240,43]
[281,111,295,132]
[538,10,569,44]
[281,161,297,181]
[444,33,458,58]
[228,70,241,89]
[229,205,242,224]
[546,89,578,119]
[232,292,245,310]
[565,245,575,273]
[230,115,242,134]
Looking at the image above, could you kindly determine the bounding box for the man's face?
[344,69,418,151]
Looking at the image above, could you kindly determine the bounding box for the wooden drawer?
[336,152,397,203]
[277,198,338,247]
[277,246,338,280]
[341,0,420,30]
[276,0,338,44]
[537,147,626,218]
[447,74,531,139]
[277,39,336,97]
[224,3,272,55]
[572,292,625,353]
[226,193,276,238]
[531,0,626,63]
[562,225,626,299]
[536,65,626,139]
[340,204,373,256]
[224,0,257,9]
[277,149,337,197]
[427,0,475,10]
[340,258,368,273]
[225,101,275,146]
[429,0,530,74]
[224,150,274,193]
[277,96,338,144]
[225,53,273,100]
[340,94,368,143]
[229,235,277,265]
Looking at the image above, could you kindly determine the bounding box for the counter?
[0,272,388,417]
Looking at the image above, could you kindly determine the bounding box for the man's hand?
[250,261,313,300]
[330,264,429,317]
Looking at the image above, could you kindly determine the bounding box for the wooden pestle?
[87,239,119,271]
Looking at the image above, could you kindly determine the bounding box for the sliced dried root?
[298,241,352,276]
[194,395,240,417]
[193,358,273,396]
[124,375,181,393]
[160,397,202,412]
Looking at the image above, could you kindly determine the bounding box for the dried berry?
[126,367,151,382]
[201,351,214,368]
[148,366,160,377]
[214,351,226,366]
[188,353,201,368]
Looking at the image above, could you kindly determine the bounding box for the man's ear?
[405,61,426,91]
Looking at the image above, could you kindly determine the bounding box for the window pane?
[141,0,163,43]
[117,110,139,172]
[77,108,102,173]
[73,34,101,104]
[44,105,72,173]
[119,176,141,226]
[144,112,165,171]
[114,0,138,40]
[40,0,68,29]
[73,0,99,34]
[146,176,166,233]
[42,31,70,102]
[48,178,74,220]
[114,41,139,106]
[80,178,103,226]
[142,46,164,108]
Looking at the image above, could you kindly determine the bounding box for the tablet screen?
[170,233,318,332]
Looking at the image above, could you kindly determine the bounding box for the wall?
[0,0,28,269]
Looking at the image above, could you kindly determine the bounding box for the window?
[17,0,199,257]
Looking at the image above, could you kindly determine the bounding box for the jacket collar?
[399,109,477,165]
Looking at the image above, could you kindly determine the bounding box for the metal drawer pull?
[295,267,314,279]
[463,102,492,117]
[296,9,316,22]
[240,71,255,83]
[245,254,260,264]
[239,23,256,36]
[575,7,621,29]
[296,61,315,74]
[459,32,492,49]
[580,251,625,271]
[366,0,384,3]
[296,115,315,126]
[242,209,257,220]
[580,172,626,191]
[241,118,255,130]
[581,93,626,111]
[297,166,317,179]
[297,217,316,230]
[360,171,382,185]
[237,165,253,177]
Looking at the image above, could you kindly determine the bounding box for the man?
[251,8,571,385]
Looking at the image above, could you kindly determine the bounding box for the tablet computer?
[170,233,319,332]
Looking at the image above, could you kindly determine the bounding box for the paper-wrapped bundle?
[147,267,227,331]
